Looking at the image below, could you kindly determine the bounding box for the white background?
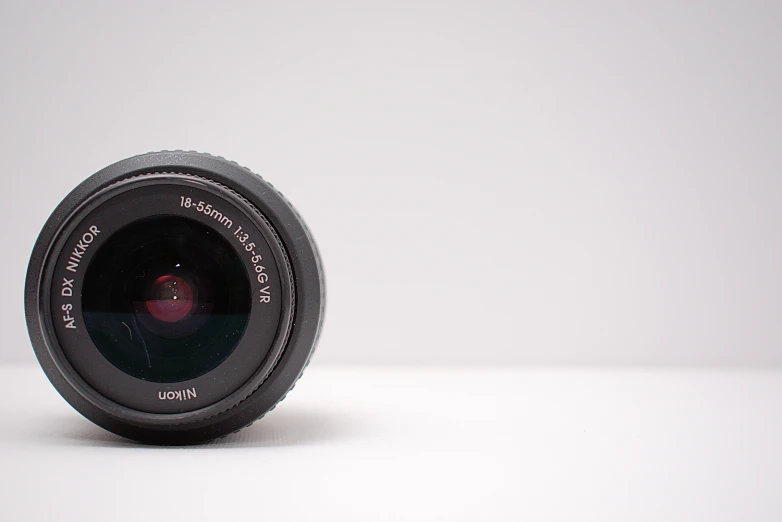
[2,1,781,366]
[2,4,782,522]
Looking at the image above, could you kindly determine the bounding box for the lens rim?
[25,152,325,444]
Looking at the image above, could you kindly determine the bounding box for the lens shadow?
[29,406,355,449]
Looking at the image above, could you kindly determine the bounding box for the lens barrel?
[25,152,325,444]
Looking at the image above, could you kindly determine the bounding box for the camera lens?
[25,152,325,444]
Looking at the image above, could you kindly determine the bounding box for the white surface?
[3,1,782,366]
[1,364,781,521]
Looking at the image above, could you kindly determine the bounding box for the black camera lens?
[25,152,325,445]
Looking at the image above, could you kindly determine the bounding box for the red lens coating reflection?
[145,274,194,323]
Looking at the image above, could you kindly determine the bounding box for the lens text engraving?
[158,388,198,401]
[180,197,234,228]
[65,226,100,273]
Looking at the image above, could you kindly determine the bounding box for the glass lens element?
[82,216,251,383]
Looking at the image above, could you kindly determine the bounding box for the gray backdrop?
[2,1,780,365]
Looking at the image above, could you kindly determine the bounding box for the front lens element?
[82,216,252,383]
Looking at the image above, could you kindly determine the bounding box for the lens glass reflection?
[82,216,251,383]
